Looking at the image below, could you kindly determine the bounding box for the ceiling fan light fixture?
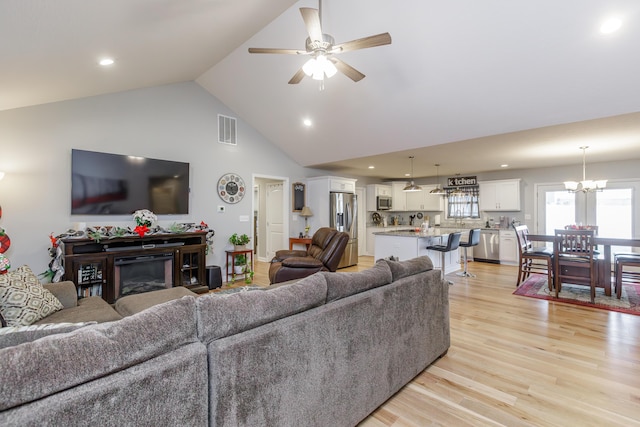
[248,0,391,85]
[303,55,337,80]
[302,58,317,77]
[324,59,337,78]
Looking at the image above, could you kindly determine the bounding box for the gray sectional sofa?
[0,256,450,426]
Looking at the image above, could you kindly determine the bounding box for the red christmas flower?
[134,225,149,237]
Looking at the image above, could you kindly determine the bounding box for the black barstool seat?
[457,229,480,278]
[427,232,462,284]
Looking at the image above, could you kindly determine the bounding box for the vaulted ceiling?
[3,0,640,179]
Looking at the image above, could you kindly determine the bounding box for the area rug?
[513,274,640,316]
[213,285,263,295]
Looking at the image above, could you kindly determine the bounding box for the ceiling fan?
[248,0,391,85]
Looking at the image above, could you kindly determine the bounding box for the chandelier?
[564,146,607,193]
[403,156,422,192]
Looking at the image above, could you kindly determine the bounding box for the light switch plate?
[239,215,249,222]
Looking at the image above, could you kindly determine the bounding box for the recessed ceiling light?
[303,118,312,127]
[500,164,509,168]
[99,58,115,66]
[405,173,411,177]
[600,18,622,34]
[368,165,375,169]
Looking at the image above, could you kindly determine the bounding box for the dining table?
[528,234,640,297]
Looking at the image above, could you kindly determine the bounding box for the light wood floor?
[250,257,640,426]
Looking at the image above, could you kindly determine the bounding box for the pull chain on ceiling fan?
[248,0,391,88]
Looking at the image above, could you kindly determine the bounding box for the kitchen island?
[374,229,462,275]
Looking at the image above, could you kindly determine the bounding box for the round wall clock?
[217,173,246,204]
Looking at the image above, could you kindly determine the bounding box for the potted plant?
[244,268,254,284]
[229,233,250,250]
[233,254,247,275]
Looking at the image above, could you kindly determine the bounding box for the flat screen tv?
[71,149,190,215]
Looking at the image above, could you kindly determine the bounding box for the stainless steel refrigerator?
[330,192,358,268]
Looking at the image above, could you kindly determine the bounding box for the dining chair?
[514,225,553,290]
[614,252,640,299]
[554,228,597,302]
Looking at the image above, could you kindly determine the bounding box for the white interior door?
[266,183,284,260]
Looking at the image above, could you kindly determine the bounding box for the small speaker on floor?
[206,266,222,289]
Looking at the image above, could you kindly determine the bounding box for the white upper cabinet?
[383,182,444,212]
[405,185,444,211]
[479,179,521,211]
[329,178,356,193]
[391,182,407,211]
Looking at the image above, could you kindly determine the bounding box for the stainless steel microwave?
[376,196,392,210]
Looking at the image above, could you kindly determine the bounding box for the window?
[447,187,479,219]
[537,181,639,244]
[543,190,576,235]
[596,189,632,239]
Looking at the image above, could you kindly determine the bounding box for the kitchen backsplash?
[368,211,518,229]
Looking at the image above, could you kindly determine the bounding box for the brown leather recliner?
[268,227,349,284]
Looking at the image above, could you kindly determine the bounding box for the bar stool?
[457,229,480,278]
[427,232,462,284]
[614,252,640,299]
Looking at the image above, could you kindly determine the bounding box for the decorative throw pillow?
[0,265,64,327]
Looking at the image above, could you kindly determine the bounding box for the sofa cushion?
[321,259,393,302]
[42,281,78,309]
[0,265,64,326]
[115,286,197,316]
[34,295,122,324]
[197,274,327,342]
[0,295,199,411]
[0,322,96,349]
[383,256,434,282]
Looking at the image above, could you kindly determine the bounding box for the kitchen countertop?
[373,228,465,237]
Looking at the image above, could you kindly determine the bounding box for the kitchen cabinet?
[386,183,444,212]
[390,182,407,211]
[366,184,392,211]
[405,185,444,211]
[330,178,356,193]
[479,179,521,211]
[366,227,377,255]
[499,229,519,265]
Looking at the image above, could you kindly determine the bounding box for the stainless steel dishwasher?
[475,229,500,263]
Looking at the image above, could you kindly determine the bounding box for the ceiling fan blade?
[248,47,302,55]
[330,58,365,82]
[288,68,306,84]
[300,7,323,42]
[332,32,392,53]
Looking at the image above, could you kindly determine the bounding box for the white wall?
[0,82,308,274]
